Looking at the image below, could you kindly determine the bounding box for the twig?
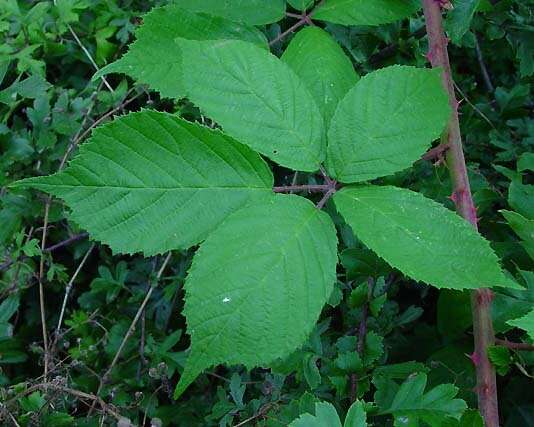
[269,17,308,46]
[38,199,51,381]
[474,34,494,94]
[45,232,89,252]
[4,382,123,421]
[421,143,450,161]
[71,90,143,149]
[95,253,172,395]
[351,278,372,402]
[316,187,336,209]
[422,2,499,426]
[66,24,114,92]
[495,339,534,351]
[55,244,95,337]
[268,0,325,46]
[369,27,427,65]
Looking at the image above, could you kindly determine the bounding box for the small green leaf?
[12,111,273,255]
[487,345,511,375]
[509,180,534,220]
[377,373,467,424]
[94,5,267,99]
[501,210,534,260]
[326,66,450,183]
[180,38,325,171]
[508,309,534,340]
[174,194,337,397]
[344,400,368,427]
[334,185,516,290]
[282,27,359,126]
[445,0,481,44]
[172,0,285,25]
[303,353,322,389]
[290,402,343,427]
[313,0,420,26]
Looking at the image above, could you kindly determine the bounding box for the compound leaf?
[282,27,359,127]
[376,373,466,425]
[326,66,450,183]
[334,185,516,290]
[12,111,273,256]
[94,5,267,99]
[174,194,338,397]
[313,0,420,26]
[180,38,325,171]
[172,0,285,25]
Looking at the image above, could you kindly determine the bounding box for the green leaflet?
[282,27,359,127]
[179,38,325,172]
[290,402,342,427]
[289,401,367,427]
[93,5,267,99]
[313,0,420,26]
[508,309,534,340]
[501,210,534,260]
[326,66,450,183]
[11,111,273,256]
[376,373,467,425]
[172,0,285,25]
[174,194,338,398]
[334,186,516,290]
[445,0,482,44]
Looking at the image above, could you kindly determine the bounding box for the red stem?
[422,2,499,426]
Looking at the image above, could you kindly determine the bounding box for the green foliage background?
[0,0,532,426]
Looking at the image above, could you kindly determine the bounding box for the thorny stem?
[422,2,499,425]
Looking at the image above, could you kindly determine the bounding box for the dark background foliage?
[0,0,532,426]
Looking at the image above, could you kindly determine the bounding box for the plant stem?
[273,184,330,193]
[495,339,534,352]
[422,2,499,425]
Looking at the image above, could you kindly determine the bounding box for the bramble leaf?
[179,38,325,171]
[326,66,450,183]
[376,373,467,425]
[94,5,267,99]
[12,111,273,255]
[282,27,359,127]
[174,194,338,397]
[334,185,516,290]
[172,0,285,25]
[313,0,420,26]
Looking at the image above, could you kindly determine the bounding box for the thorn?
[469,351,481,367]
[435,0,453,10]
